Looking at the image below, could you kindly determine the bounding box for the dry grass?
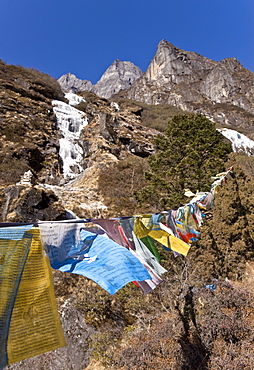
[111,97,186,132]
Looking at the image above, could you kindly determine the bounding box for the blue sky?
[0,0,253,84]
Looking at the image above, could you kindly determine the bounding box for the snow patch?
[79,201,108,212]
[52,100,88,178]
[65,92,85,106]
[110,101,120,111]
[16,170,33,186]
[218,128,254,156]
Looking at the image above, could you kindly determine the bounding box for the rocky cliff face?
[125,40,254,130]
[58,60,142,99]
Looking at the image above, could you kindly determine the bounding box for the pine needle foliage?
[135,114,232,210]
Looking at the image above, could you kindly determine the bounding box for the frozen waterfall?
[52,98,88,179]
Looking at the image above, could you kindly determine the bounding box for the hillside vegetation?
[98,114,232,213]
[0,60,65,187]
[112,95,186,132]
[135,114,232,210]
[82,155,254,370]
[93,115,254,370]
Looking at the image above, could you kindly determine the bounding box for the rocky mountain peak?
[92,59,143,99]
[126,39,254,130]
[218,57,243,71]
[142,39,216,84]
[58,60,143,99]
[58,72,93,93]
[156,39,187,57]
[98,59,141,79]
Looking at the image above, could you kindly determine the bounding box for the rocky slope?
[47,91,159,219]
[0,59,64,186]
[0,60,68,222]
[1,57,254,222]
[0,61,159,222]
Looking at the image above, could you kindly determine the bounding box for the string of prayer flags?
[118,217,136,250]
[134,214,190,256]
[210,167,233,193]
[91,218,133,249]
[140,235,161,262]
[0,166,234,367]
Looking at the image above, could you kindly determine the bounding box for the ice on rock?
[52,100,88,178]
[218,128,254,156]
[65,93,85,106]
[52,100,87,137]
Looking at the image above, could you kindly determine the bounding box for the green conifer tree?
[136,114,232,210]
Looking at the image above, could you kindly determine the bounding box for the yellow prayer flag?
[0,234,32,369]
[169,235,190,256]
[7,228,66,365]
[149,229,171,249]
[134,216,152,239]
[0,237,31,328]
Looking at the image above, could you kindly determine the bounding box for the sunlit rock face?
[58,40,254,129]
[218,128,254,155]
[52,100,88,179]
[92,59,143,99]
